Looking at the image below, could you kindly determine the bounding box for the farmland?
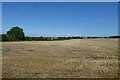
[2,39,118,78]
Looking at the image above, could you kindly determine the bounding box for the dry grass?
[2,39,118,78]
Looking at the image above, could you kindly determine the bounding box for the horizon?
[2,2,118,37]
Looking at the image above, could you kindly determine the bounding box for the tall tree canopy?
[7,27,25,41]
[1,34,8,41]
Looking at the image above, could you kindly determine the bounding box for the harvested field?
[2,39,118,78]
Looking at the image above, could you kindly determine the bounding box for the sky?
[2,2,118,37]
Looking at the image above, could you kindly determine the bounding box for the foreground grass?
[2,39,118,78]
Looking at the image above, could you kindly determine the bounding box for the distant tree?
[7,27,25,41]
[1,34,8,41]
[87,36,90,39]
[108,36,120,38]
[25,36,32,41]
[0,35,2,41]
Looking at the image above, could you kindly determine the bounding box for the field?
[2,39,118,78]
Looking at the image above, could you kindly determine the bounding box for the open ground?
[2,39,118,78]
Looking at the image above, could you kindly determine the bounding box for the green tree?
[7,27,25,41]
[1,34,8,41]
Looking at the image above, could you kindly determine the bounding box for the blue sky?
[2,2,118,37]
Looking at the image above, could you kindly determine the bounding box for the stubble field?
[2,39,118,78]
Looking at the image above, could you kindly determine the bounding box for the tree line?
[0,26,120,41]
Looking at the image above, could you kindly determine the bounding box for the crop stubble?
[2,39,118,78]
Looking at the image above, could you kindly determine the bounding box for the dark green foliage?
[1,34,8,41]
[7,27,25,41]
[1,26,120,41]
[108,36,120,38]
[25,36,33,41]
[0,35,1,41]
[25,36,71,41]
[57,37,70,40]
